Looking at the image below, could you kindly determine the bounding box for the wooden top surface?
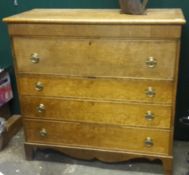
[3,8,185,24]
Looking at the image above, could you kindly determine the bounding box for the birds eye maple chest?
[3,9,186,175]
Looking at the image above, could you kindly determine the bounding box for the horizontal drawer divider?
[21,94,173,106]
[18,72,175,82]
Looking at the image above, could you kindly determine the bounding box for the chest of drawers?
[4,9,185,175]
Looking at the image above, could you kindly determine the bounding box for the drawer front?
[24,119,171,155]
[19,75,174,104]
[13,37,177,79]
[21,96,172,129]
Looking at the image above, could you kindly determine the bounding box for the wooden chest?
[3,9,185,175]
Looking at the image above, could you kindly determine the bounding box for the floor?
[0,130,188,175]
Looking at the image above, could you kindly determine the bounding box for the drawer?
[21,96,172,129]
[13,37,177,79]
[19,75,174,104]
[24,119,171,155]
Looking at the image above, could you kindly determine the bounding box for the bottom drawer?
[24,119,171,155]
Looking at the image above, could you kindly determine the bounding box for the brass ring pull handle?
[145,111,154,121]
[40,128,48,137]
[35,82,44,91]
[144,137,154,147]
[31,53,40,64]
[36,104,45,113]
[146,57,157,68]
[145,87,156,97]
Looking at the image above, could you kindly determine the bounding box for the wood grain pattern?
[24,119,171,155]
[13,37,177,79]
[21,96,172,129]
[3,9,185,24]
[8,24,182,39]
[18,75,174,104]
[4,9,185,175]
